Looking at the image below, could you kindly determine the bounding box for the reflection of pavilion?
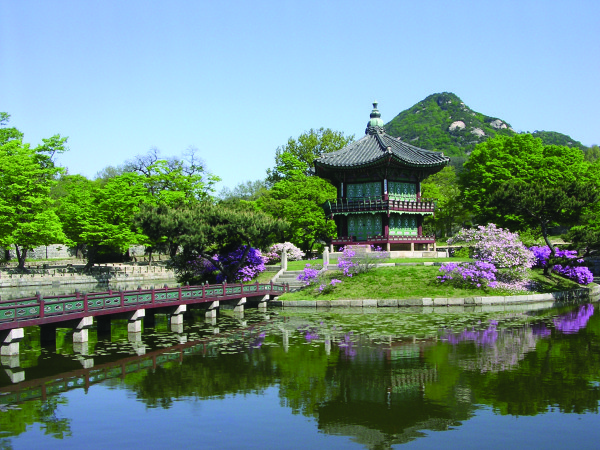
[315,336,473,449]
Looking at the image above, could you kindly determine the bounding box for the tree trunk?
[14,245,27,272]
[84,246,98,271]
[540,223,554,276]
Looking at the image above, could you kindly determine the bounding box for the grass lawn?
[280,257,473,271]
[278,265,585,301]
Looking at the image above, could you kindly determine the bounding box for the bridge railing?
[0,281,288,330]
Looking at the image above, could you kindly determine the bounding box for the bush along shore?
[276,225,598,307]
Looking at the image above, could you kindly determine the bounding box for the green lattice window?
[389,214,418,236]
[347,214,382,240]
[346,182,382,199]
[388,182,417,201]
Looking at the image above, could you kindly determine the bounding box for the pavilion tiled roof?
[314,102,449,171]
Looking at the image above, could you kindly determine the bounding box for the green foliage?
[258,171,337,254]
[55,172,152,267]
[420,166,469,237]
[584,145,600,163]
[0,117,68,270]
[219,179,268,202]
[136,202,285,283]
[461,134,595,223]
[266,127,354,184]
[490,179,598,258]
[384,92,515,157]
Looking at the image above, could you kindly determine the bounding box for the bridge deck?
[0,281,288,330]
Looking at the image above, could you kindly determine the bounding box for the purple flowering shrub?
[319,278,342,294]
[263,242,305,264]
[337,245,389,277]
[297,264,343,295]
[297,263,320,285]
[188,246,266,283]
[529,246,594,285]
[448,224,535,282]
[438,261,498,288]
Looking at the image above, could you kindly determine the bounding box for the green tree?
[0,128,68,270]
[584,145,600,163]
[421,166,469,237]
[136,202,285,283]
[461,134,595,231]
[266,128,354,184]
[55,172,152,269]
[219,179,268,202]
[258,155,337,254]
[490,179,598,271]
[0,112,24,144]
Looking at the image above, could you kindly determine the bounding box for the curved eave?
[315,154,449,172]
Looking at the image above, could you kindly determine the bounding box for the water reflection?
[1,301,600,449]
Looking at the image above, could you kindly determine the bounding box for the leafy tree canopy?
[258,170,337,254]
[461,134,596,228]
[136,202,286,282]
[55,172,152,268]
[421,166,470,237]
[0,115,68,270]
[266,128,354,184]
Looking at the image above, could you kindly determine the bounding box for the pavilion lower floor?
[330,213,436,251]
[330,236,436,252]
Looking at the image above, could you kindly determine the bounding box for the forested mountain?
[384,92,588,157]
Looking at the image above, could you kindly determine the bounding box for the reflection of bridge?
[0,282,288,357]
[0,321,272,402]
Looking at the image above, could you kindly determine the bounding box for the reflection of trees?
[447,325,540,373]
[0,396,71,446]
[450,308,600,416]
[127,351,277,408]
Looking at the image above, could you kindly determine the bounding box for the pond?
[2,299,600,449]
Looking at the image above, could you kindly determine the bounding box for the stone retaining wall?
[0,265,176,288]
[271,284,600,308]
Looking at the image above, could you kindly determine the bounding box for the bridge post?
[0,328,24,356]
[257,295,270,310]
[206,301,219,319]
[169,305,187,326]
[73,317,94,344]
[233,297,246,313]
[127,309,145,333]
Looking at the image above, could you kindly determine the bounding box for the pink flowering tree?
[447,224,535,282]
[263,242,305,264]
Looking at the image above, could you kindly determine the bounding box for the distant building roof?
[314,102,449,174]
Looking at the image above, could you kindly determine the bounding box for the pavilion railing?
[324,196,436,215]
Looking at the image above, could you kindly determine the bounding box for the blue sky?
[2,0,599,190]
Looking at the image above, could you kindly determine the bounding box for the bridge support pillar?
[73,316,94,344]
[127,309,145,333]
[205,301,219,319]
[233,297,246,313]
[257,295,270,310]
[1,353,24,383]
[169,305,186,326]
[0,328,24,356]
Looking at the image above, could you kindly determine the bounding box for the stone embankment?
[271,283,600,309]
[0,262,176,288]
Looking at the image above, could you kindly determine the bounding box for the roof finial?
[366,101,384,134]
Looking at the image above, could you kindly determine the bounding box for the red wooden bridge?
[0,281,288,355]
